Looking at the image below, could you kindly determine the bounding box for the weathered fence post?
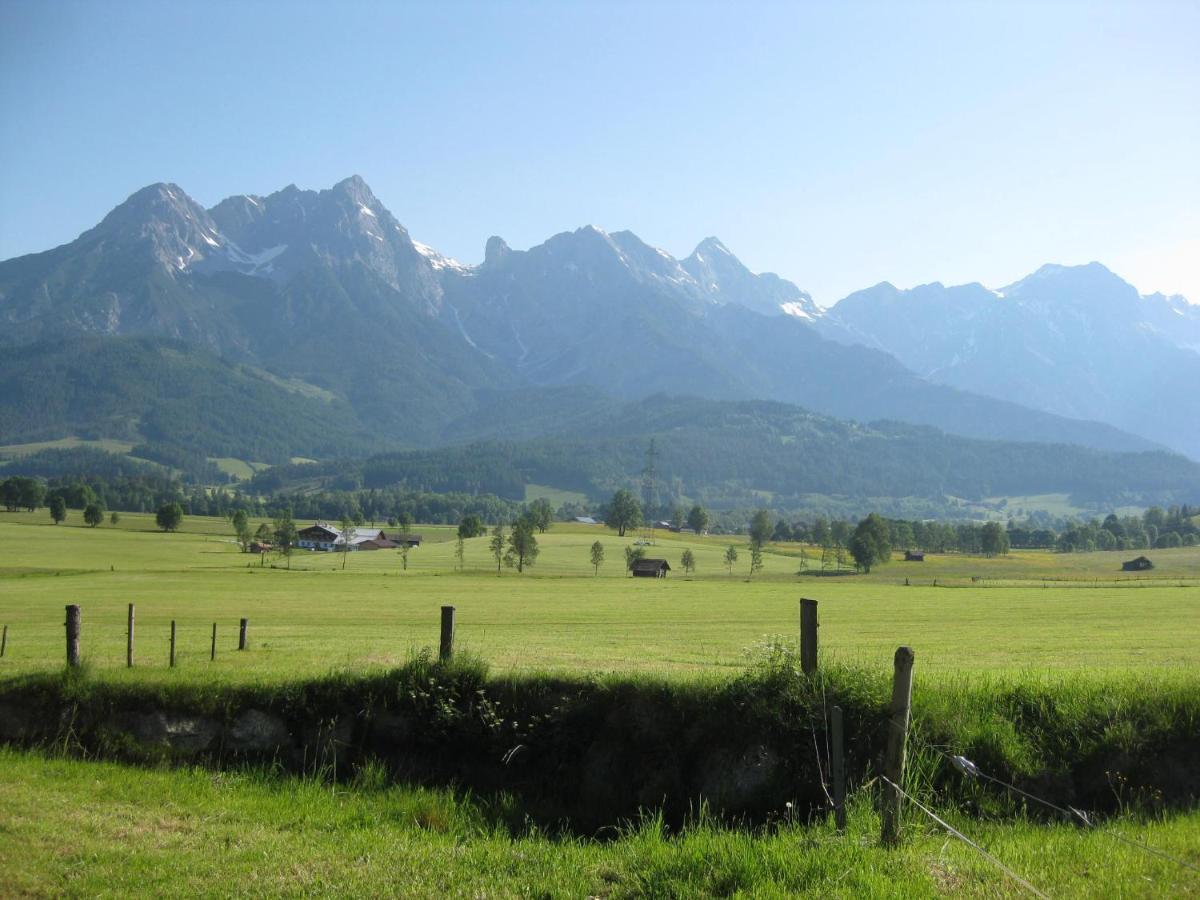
[126,603,135,667]
[800,598,819,675]
[832,704,846,830]
[881,645,915,846]
[65,605,81,668]
[238,618,248,651]
[1,624,7,658]
[210,622,217,661]
[439,605,455,663]
[169,620,177,668]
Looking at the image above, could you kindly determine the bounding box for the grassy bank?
[3,650,1197,833]
[1,747,1197,898]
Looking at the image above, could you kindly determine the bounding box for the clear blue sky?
[2,0,1197,304]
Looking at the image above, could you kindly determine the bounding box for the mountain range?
[1,175,1196,509]
[816,264,1200,459]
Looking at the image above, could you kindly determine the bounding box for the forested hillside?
[247,396,1200,511]
[0,336,371,462]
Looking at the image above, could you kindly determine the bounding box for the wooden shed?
[1121,555,1153,571]
[904,550,925,562]
[631,558,671,578]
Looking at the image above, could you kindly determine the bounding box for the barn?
[631,558,671,578]
[1121,555,1153,572]
[904,550,925,562]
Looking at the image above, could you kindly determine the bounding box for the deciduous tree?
[607,489,642,538]
[590,540,605,575]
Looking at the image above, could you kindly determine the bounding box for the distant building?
[904,550,925,562]
[574,516,600,525]
[1121,555,1153,571]
[297,522,421,552]
[631,558,671,578]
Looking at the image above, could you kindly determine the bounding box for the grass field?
[1,510,1197,683]
[3,511,1199,897]
[1,748,1196,898]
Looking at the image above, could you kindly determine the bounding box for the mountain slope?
[0,177,1170,456]
[819,264,1200,458]
[0,336,372,462]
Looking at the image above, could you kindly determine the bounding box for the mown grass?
[1,512,1197,684]
[1,747,1196,898]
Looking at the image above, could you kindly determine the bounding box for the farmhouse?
[297,522,421,552]
[631,558,671,578]
[904,550,925,562]
[1121,555,1153,572]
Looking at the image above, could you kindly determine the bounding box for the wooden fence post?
[238,618,248,651]
[127,603,135,668]
[169,620,177,668]
[1,624,7,658]
[439,606,455,663]
[210,622,217,661]
[800,598,819,675]
[65,605,81,668]
[832,704,846,830]
[881,645,915,846]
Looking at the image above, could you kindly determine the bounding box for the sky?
[1,0,1198,305]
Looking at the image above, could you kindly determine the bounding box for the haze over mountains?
[1,175,1196,510]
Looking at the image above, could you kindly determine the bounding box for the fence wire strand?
[879,775,1052,899]
[938,749,1200,875]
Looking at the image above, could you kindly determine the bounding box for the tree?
[625,545,646,573]
[457,515,485,539]
[49,495,67,525]
[274,513,297,569]
[607,489,642,537]
[686,505,709,535]
[83,503,104,527]
[671,506,686,531]
[527,498,554,533]
[749,545,764,578]
[747,509,771,579]
[232,509,252,551]
[109,511,120,526]
[338,515,355,569]
[980,521,1010,558]
[724,545,738,575]
[155,502,183,532]
[490,523,507,573]
[505,517,539,572]
[455,535,465,571]
[399,543,411,571]
[590,540,605,575]
[849,513,890,573]
[681,548,696,575]
[772,519,793,542]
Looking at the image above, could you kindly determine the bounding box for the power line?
[879,774,1051,899]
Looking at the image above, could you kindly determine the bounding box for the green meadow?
[2,511,1199,897]
[1,748,1197,899]
[1,510,1198,682]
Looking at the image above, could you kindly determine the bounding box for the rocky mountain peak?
[484,236,511,265]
